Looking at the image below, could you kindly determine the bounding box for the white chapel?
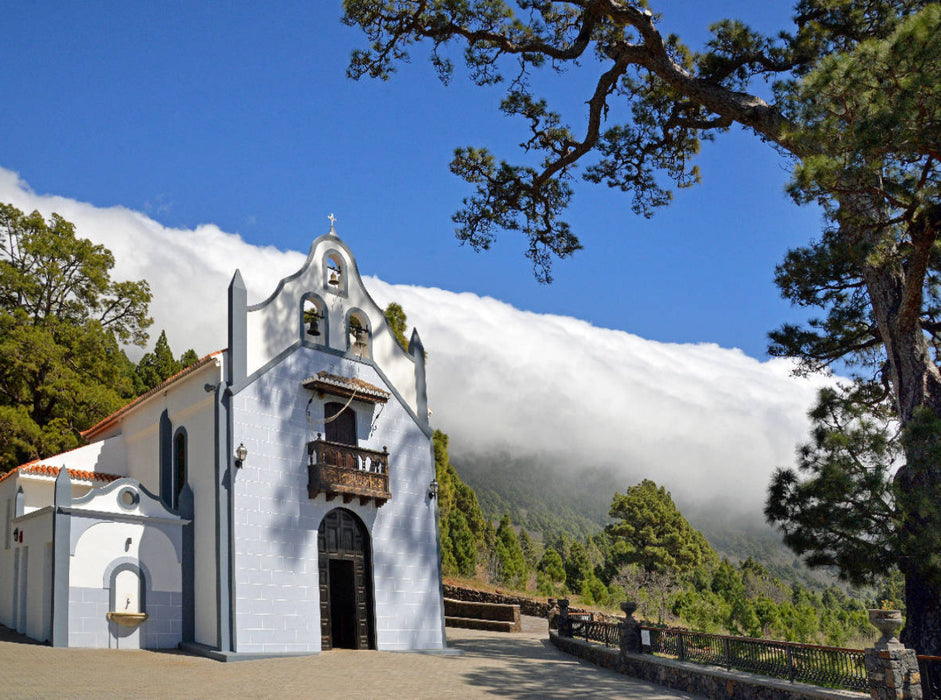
[0,227,446,657]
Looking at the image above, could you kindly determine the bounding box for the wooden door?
[318,508,374,650]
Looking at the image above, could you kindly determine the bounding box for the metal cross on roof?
[328,213,336,233]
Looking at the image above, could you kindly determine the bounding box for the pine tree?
[494,512,527,588]
[136,330,181,391]
[518,526,539,569]
[343,1,941,653]
[383,302,409,352]
[606,479,717,576]
[446,509,477,577]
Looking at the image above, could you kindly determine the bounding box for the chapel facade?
[0,229,446,656]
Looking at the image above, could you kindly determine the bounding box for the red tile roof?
[82,350,224,440]
[0,462,122,487]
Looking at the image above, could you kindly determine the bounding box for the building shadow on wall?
[0,622,44,645]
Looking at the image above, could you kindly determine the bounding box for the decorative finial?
[328,213,336,234]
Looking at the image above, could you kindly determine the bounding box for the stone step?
[445,616,520,633]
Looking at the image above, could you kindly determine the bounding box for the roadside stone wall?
[444,599,519,623]
[443,584,587,619]
[550,631,866,700]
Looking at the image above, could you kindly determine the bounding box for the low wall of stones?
[549,631,867,700]
[443,584,586,619]
[444,599,519,623]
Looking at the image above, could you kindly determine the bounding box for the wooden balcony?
[307,438,390,507]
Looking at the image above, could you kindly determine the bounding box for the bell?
[328,270,340,287]
[306,316,321,337]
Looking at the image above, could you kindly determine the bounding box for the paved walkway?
[0,617,705,699]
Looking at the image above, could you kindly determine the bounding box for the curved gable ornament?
[228,222,424,417]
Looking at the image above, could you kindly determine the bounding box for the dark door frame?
[318,508,375,650]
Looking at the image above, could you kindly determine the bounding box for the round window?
[118,487,139,509]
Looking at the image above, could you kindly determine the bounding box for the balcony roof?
[302,371,390,404]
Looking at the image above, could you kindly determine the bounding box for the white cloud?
[0,168,304,357]
[364,280,828,522]
[0,166,826,522]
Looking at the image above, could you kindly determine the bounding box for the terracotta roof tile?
[0,463,122,487]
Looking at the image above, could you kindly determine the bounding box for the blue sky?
[1,2,822,359]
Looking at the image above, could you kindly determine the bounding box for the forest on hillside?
[434,431,900,647]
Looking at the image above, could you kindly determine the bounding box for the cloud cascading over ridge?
[0,167,827,522]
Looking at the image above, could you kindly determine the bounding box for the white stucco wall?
[71,521,180,591]
[118,360,220,494]
[96,360,221,647]
[68,482,185,649]
[6,508,54,642]
[0,478,20,625]
[230,345,443,653]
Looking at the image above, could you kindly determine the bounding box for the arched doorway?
[318,508,374,650]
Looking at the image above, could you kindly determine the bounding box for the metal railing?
[641,626,867,692]
[567,617,620,648]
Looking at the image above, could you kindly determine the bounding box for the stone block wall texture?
[232,348,443,653]
[68,587,110,648]
[442,583,590,619]
[550,631,867,700]
[68,587,182,649]
[865,647,923,700]
[139,591,183,650]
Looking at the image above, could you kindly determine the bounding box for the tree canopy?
[0,204,152,470]
[344,0,941,653]
[605,479,717,576]
[766,384,901,586]
[136,329,199,393]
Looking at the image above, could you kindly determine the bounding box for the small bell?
[306,316,321,337]
[328,270,340,287]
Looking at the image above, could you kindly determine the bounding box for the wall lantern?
[12,528,19,544]
[234,443,248,468]
[428,479,439,500]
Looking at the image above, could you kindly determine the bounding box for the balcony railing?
[307,438,390,507]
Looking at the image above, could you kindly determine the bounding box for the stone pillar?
[558,598,570,637]
[547,598,560,630]
[619,601,642,655]
[865,609,923,700]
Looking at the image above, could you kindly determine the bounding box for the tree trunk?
[861,253,941,656]
[901,570,941,655]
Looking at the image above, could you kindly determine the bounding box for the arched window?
[174,429,187,509]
